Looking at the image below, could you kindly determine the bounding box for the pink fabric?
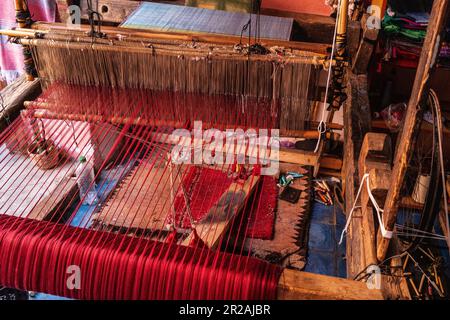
[0,0,56,84]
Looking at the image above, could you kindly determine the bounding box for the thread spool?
[412,174,431,204]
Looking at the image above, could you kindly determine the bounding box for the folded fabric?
[383,15,427,42]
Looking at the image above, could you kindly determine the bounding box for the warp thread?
[0,215,282,300]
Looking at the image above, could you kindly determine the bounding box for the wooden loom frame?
[0,0,392,300]
[343,0,449,300]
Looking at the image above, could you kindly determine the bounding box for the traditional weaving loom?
[0,0,366,300]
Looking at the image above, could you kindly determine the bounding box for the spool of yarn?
[412,174,431,204]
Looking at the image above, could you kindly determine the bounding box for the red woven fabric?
[172,167,233,229]
[0,215,281,300]
[246,176,278,240]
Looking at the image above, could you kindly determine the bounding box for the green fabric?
[382,15,426,42]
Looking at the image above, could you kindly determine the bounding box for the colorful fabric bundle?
[0,215,282,300]
[382,15,427,42]
[381,9,450,69]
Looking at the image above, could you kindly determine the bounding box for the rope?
[429,89,450,251]
[339,173,393,245]
[314,0,342,153]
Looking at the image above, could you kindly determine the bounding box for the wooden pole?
[336,0,349,57]
[14,0,36,81]
[377,0,449,261]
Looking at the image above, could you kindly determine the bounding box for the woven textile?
[121,2,293,40]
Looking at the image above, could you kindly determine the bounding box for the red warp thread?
[0,215,281,300]
[172,167,233,229]
[246,176,278,240]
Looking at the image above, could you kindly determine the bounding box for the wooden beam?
[0,75,41,131]
[23,109,342,171]
[342,71,372,278]
[261,7,360,55]
[358,132,392,177]
[378,0,449,262]
[277,268,384,300]
[352,13,379,74]
[358,133,392,269]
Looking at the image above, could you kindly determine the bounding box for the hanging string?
[314,0,342,153]
[86,0,105,39]
[339,173,393,245]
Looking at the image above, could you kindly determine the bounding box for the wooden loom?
[0,0,386,300]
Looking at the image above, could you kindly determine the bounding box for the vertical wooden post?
[315,0,349,175]
[377,0,449,261]
[336,0,349,57]
[14,0,36,81]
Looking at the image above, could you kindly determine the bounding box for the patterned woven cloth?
[0,0,56,85]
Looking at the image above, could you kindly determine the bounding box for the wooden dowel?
[23,103,337,140]
[377,0,449,262]
[14,0,35,81]
[22,107,185,128]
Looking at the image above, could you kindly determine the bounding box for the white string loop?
[339,173,393,245]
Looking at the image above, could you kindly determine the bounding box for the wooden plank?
[184,174,259,249]
[277,268,384,300]
[0,75,41,131]
[27,177,78,221]
[357,133,392,280]
[372,119,450,136]
[378,0,449,262]
[358,133,392,180]
[342,71,372,278]
[80,0,140,24]
[259,10,359,57]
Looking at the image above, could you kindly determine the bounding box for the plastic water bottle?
[76,155,98,205]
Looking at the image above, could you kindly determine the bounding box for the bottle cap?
[79,155,87,163]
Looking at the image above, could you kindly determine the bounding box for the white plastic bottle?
[76,155,99,205]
